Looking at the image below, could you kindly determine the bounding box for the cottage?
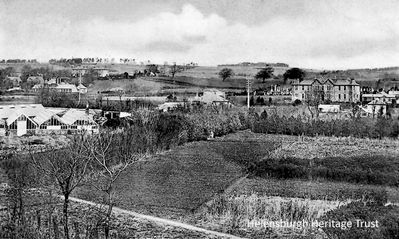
[52,82,78,93]
[361,92,396,104]
[190,89,230,105]
[6,76,22,87]
[77,83,88,94]
[359,99,388,117]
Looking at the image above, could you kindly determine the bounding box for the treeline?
[253,113,399,139]
[0,59,38,64]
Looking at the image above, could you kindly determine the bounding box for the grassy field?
[75,135,280,219]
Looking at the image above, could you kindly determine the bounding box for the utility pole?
[247,78,251,109]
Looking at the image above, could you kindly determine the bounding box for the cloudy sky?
[0,0,398,69]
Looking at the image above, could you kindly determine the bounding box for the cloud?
[1,1,399,68]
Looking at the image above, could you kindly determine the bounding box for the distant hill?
[218,62,289,68]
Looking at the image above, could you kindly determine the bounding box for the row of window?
[295,85,357,91]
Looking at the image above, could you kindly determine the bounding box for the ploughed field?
[75,131,280,219]
[75,131,399,238]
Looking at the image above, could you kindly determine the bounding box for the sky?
[0,0,398,69]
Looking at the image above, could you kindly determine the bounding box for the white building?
[190,89,230,105]
[0,104,99,136]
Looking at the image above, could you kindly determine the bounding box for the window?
[344,94,346,100]
[61,125,68,129]
[339,94,341,100]
[40,125,47,129]
[344,86,346,91]
[302,86,304,90]
[339,86,341,91]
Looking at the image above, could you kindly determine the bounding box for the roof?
[77,83,87,89]
[0,104,59,126]
[368,99,388,105]
[32,84,43,89]
[362,92,396,98]
[6,76,21,82]
[54,83,78,91]
[293,78,359,86]
[60,109,97,125]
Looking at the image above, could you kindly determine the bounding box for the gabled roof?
[6,76,21,82]
[293,78,360,86]
[0,104,61,126]
[77,83,87,89]
[60,109,97,125]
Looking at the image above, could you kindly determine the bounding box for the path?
[68,196,247,239]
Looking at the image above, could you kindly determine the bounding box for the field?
[73,130,399,238]
[75,134,280,219]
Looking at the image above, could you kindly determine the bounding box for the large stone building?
[291,78,361,103]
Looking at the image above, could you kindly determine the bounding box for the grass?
[75,134,279,219]
[228,177,399,203]
[197,194,347,237]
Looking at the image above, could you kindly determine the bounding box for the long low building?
[0,104,99,136]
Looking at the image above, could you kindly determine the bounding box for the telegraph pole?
[247,78,251,109]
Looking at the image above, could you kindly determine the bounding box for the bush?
[322,202,399,239]
[251,155,399,187]
[292,99,302,106]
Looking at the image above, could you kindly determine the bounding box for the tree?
[30,135,92,239]
[304,87,323,119]
[218,68,233,81]
[255,67,274,83]
[169,63,184,79]
[283,68,305,84]
[146,64,160,76]
[85,128,152,239]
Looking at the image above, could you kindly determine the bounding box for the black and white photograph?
[0,0,399,238]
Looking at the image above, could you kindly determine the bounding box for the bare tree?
[85,128,151,239]
[304,87,324,119]
[29,135,91,239]
[169,63,184,79]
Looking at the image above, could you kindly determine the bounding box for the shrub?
[322,202,399,239]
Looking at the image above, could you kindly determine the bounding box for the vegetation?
[322,202,399,239]
[250,154,399,186]
[283,67,305,83]
[218,68,234,81]
[253,114,399,139]
[254,67,274,83]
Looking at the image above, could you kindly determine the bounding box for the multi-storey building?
[291,78,360,103]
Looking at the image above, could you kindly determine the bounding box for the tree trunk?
[105,193,113,239]
[63,194,70,239]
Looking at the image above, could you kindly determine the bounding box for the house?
[190,89,230,105]
[6,87,23,92]
[360,99,388,117]
[51,82,78,93]
[27,76,45,85]
[318,104,340,113]
[32,84,43,92]
[292,78,361,103]
[157,102,185,112]
[0,104,99,136]
[361,92,396,104]
[6,76,22,87]
[77,83,88,94]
